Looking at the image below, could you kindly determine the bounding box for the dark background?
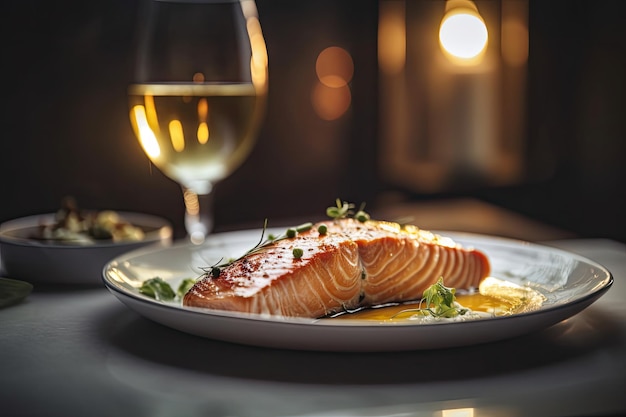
[2,0,625,243]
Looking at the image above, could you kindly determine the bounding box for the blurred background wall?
[1,0,625,243]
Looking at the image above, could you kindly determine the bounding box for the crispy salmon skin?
[183,219,490,318]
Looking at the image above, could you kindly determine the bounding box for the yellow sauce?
[327,277,546,323]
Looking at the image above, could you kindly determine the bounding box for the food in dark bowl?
[29,197,147,244]
[0,199,173,285]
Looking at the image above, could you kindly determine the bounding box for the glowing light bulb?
[439,1,488,63]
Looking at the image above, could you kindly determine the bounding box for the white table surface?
[1,238,625,417]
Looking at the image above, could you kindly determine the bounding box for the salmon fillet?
[183,219,490,318]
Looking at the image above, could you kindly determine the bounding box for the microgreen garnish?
[292,248,304,259]
[318,224,328,235]
[392,277,468,319]
[326,199,369,222]
[326,199,352,219]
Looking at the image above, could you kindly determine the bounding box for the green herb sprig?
[392,277,468,319]
[206,219,314,278]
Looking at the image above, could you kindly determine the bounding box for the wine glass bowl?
[128,0,268,244]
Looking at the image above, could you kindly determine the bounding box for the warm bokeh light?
[442,408,475,417]
[440,14,487,59]
[197,122,209,144]
[312,46,353,120]
[183,188,199,216]
[197,97,210,144]
[439,1,488,63]
[192,72,205,83]
[311,82,351,121]
[168,119,185,152]
[243,4,268,93]
[182,188,206,244]
[131,105,160,158]
[197,97,208,120]
[316,46,353,87]
[378,0,406,75]
[143,94,160,134]
[247,17,267,70]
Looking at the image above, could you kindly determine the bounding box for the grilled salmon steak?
[183,219,490,318]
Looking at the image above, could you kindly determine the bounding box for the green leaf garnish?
[139,277,176,301]
[393,277,468,319]
[140,277,197,302]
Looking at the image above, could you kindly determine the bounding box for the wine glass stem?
[182,187,214,245]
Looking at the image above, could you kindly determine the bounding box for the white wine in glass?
[128,0,268,244]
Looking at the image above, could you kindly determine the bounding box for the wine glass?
[128,0,268,244]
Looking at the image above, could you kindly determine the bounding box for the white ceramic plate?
[103,229,613,351]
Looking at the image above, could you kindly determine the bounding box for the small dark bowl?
[0,212,173,285]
